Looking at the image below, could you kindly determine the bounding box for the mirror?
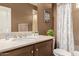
[0,3,38,33]
[0,6,11,33]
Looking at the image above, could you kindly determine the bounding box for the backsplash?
[0,31,34,40]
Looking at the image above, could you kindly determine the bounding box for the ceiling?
[30,3,52,8]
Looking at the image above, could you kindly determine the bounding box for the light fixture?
[76,3,79,8]
[32,9,38,33]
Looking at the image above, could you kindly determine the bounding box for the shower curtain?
[57,3,74,52]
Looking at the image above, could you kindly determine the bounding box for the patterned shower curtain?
[57,3,74,52]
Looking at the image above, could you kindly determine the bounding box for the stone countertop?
[0,35,55,53]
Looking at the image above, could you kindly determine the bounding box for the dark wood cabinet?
[25,45,34,56]
[0,47,26,56]
[0,45,33,56]
[0,39,53,56]
[34,40,53,56]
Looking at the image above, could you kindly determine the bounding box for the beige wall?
[37,4,54,35]
[72,4,79,45]
[0,3,37,32]
[53,4,57,34]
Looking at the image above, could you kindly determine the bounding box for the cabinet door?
[0,45,34,56]
[0,47,26,56]
[25,45,34,56]
[34,40,53,56]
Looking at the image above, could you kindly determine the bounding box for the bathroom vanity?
[0,35,54,56]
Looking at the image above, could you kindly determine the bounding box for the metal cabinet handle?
[31,50,34,54]
[36,48,39,51]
